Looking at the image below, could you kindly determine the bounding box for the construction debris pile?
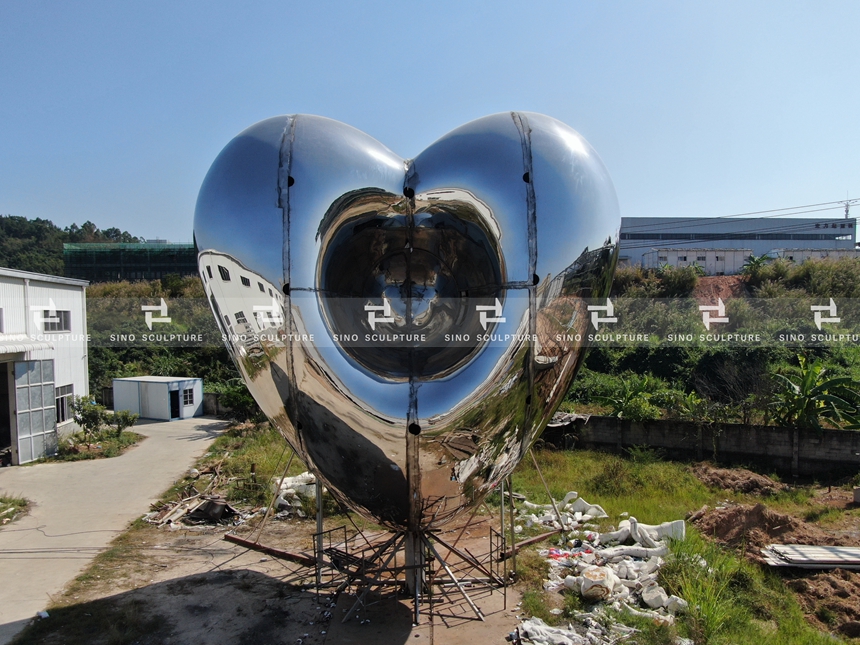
[272,471,318,519]
[140,467,324,528]
[513,491,692,645]
[143,494,244,527]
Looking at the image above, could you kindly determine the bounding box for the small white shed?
[113,376,203,421]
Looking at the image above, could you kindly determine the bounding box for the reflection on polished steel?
[195,112,620,532]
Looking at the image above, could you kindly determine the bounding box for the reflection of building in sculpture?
[198,251,285,357]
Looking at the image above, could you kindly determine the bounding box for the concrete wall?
[203,392,229,417]
[544,416,860,477]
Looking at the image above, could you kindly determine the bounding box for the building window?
[235,311,248,324]
[240,276,251,287]
[715,256,724,261]
[657,255,667,262]
[223,315,231,329]
[268,288,273,296]
[678,256,687,261]
[217,265,230,281]
[696,256,706,261]
[206,266,213,279]
[56,384,73,424]
[183,388,194,406]
[43,310,71,332]
[0,308,3,333]
[258,282,265,292]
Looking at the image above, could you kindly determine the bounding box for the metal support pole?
[315,479,324,588]
[422,533,485,621]
[530,449,562,522]
[507,475,517,577]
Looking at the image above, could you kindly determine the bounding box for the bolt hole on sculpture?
[194,112,620,614]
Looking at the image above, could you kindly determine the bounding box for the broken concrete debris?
[514,491,690,644]
[272,471,321,518]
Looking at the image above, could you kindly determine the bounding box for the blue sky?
[1,1,858,241]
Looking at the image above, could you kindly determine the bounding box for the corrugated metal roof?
[0,267,89,287]
[762,544,860,570]
[0,337,54,354]
[113,376,201,383]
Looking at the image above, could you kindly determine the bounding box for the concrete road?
[0,416,226,643]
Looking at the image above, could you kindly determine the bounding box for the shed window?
[183,388,194,406]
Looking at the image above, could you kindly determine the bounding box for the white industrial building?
[620,217,857,274]
[113,376,203,421]
[641,248,751,275]
[0,268,89,465]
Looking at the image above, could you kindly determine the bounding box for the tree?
[71,397,107,439]
[771,355,860,430]
[109,410,139,438]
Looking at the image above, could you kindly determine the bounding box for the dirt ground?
[691,275,749,304]
[690,469,860,639]
[691,463,789,496]
[16,513,521,645]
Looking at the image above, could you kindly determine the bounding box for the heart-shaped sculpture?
[194,112,619,530]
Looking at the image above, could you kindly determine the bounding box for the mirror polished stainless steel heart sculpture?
[194,112,619,531]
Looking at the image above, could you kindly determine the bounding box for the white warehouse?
[620,217,857,273]
[0,268,89,465]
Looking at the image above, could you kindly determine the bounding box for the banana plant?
[771,355,860,430]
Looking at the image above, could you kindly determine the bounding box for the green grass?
[511,449,844,645]
[512,449,718,528]
[41,431,146,462]
[164,422,345,519]
[0,494,29,527]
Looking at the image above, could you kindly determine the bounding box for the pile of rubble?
[513,491,692,645]
[272,471,319,519]
[143,494,246,527]
[140,465,325,528]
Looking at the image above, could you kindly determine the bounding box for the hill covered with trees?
[0,215,143,276]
